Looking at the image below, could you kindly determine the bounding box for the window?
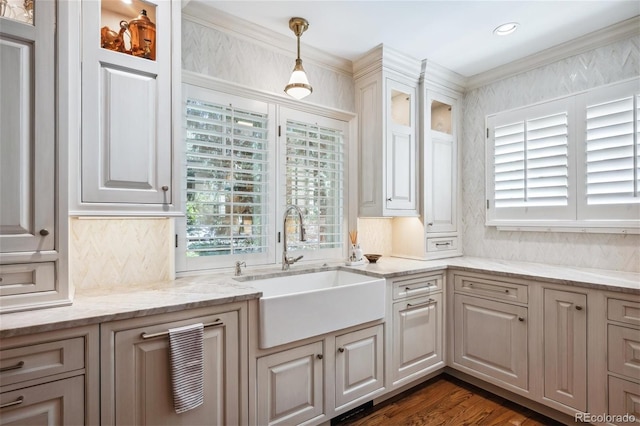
[178,85,349,272]
[486,78,639,232]
[182,86,276,271]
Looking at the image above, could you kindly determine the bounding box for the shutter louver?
[285,120,344,251]
[586,96,638,205]
[185,99,269,256]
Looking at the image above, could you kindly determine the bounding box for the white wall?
[182,18,355,112]
[461,35,640,272]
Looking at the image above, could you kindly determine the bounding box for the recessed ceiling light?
[493,22,519,36]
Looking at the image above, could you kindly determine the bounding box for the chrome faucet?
[282,205,306,270]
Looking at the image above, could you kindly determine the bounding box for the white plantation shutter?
[184,94,271,260]
[281,109,346,258]
[585,95,638,205]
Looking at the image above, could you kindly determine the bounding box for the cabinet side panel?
[359,80,380,212]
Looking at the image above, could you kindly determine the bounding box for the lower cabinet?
[100,306,244,426]
[254,323,384,426]
[608,376,640,424]
[453,293,528,390]
[543,289,587,411]
[256,341,324,426]
[391,293,442,386]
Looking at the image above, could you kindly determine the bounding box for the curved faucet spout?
[282,205,306,270]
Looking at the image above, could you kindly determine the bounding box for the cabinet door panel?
[427,136,456,233]
[608,324,640,380]
[454,294,528,390]
[543,289,587,411]
[112,311,239,426]
[0,0,55,253]
[0,376,84,426]
[335,325,383,408]
[393,293,442,385]
[256,342,323,426]
[608,376,640,425]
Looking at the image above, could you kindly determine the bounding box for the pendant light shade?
[284,17,312,100]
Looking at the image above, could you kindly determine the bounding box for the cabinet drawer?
[392,274,442,300]
[0,263,55,297]
[0,338,84,387]
[609,324,640,380]
[609,298,640,326]
[454,274,527,303]
[608,376,640,425]
[426,237,458,252]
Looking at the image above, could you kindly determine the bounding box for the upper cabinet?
[355,45,421,217]
[0,0,70,312]
[76,0,181,215]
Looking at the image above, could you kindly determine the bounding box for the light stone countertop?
[1,256,638,338]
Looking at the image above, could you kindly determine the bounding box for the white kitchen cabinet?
[78,0,180,215]
[355,45,421,217]
[335,325,384,409]
[256,341,324,426]
[0,326,99,425]
[101,306,245,425]
[543,289,587,411]
[0,0,69,312]
[453,293,528,390]
[608,376,640,425]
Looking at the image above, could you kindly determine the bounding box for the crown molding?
[421,59,465,95]
[466,16,640,91]
[353,44,422,81]
[182,2,353,76]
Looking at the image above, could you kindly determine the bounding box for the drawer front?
[454,274,528,303]
[426,237,458,252]
[0,263,55,297]
[608,376,640,425]
[0,337,84,387]
[609,298,640,326]
[609,324,640,380]
[392,274,443,300]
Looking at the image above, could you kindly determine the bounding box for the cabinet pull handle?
[316,354,323,360]
[161,186,169,191]
[518,317,525,322]
[141,320,223,340]
[407,298,435,309]
[0,396,24,409]
[0,361,24,372]
[575,305,583,311]
[338,347,345,353]
[427,222,433,226]
[39,229,49,236]
[434,242,450,247]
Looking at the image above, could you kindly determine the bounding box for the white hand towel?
[168,323,204,414]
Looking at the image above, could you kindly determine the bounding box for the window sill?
[486,221,640,235]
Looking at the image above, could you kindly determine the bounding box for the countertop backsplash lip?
[1,256,638,338]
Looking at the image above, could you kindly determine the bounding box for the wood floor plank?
[339,375,563,426]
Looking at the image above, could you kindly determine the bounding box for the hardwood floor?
[337,375,563,426]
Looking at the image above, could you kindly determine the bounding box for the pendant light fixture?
[284,17,312,100]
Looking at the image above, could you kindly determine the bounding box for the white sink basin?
[243,270,385,349]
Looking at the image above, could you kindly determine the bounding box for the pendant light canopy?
[284,17,312,100]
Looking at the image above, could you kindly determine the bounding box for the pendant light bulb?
[285,17,312,100]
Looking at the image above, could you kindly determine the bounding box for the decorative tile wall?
[182,19,355,112]
[69,218,174,291]
[357,218,394,256]
[461,35,640,272]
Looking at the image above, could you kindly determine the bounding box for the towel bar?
[140,320,223,340]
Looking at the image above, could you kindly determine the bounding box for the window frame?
[485,78,640,234]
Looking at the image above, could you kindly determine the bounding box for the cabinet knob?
[518,317,525,322]
[338,347,345,353]
[387,198,392,202]
[161,186,169,192]
[316,354,323,360]
[39,229,49,236]
[575,305,583,311]
[427,222,434,226]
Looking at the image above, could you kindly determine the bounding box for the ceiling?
[188,1,639,77]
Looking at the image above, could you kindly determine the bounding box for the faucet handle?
[300,227,306,242]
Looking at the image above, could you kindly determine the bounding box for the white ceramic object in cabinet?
[100,306,244,425]
[354,45,421,217]
[543,289,587,411]
[78,0,180,215]
[335,325,384,409]
[453,293,528,390]
[0,0,69,312]
[256,341,324,426]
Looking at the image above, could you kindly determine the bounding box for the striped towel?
[168,323,204,414]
